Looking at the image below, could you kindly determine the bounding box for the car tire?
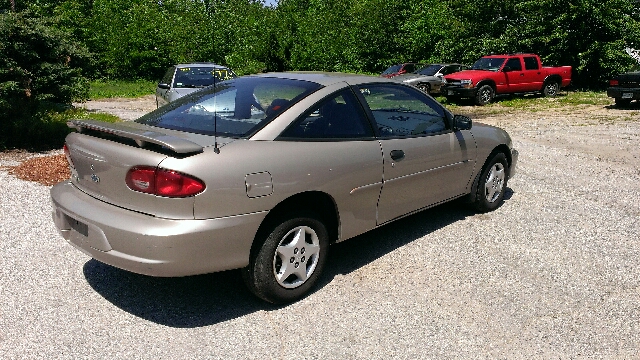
[242,213,329,304]
[475,85,494,106]
[615,97,632,107]
[542,80,559,97]
[417,83,431,94]
[473,152,508,213]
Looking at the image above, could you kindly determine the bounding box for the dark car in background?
[155,63,237,108]
[607,71,640,107]
[380,63,422,78]
[394,63,469,95]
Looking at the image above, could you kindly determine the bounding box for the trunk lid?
[65,120,233,219]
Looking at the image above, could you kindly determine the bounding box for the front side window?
[357,84,448,138]
[137,77,322,138]
[280,89,373,139]
[472,57,506,71]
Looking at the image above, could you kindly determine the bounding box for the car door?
[355,84,475,225]
[503,57,526,93]
[277,88,383,241]
[521,56,545,91]
[156,66,176,108]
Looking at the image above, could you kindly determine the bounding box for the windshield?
[172,66,237,88]
[415,64,442,76]
[471,58,506,71]
[137,77,322,138]
[382,65,402,75]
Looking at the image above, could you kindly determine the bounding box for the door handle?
[390,150,405,161]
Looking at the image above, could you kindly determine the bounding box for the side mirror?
[453,114,472,130]
[157,83,170,90]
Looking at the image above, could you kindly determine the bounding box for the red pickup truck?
[442,54,572,105]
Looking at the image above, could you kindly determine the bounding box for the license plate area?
[65,214,88,237]
[448,90,454,95]
[622,92,633,99]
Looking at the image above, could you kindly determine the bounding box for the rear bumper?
[51,181,267,277]
[607,87,640,100]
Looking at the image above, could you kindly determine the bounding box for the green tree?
[0,11,90,149]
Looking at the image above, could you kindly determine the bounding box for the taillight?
[63,144,74,169]
[125,166,205,197]
[610,79,619,86]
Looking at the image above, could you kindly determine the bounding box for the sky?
[263,0,277,7]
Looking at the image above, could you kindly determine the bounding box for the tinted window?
[524,57,539,70]
[505,58,522,71]
[172,66,237,88]
[161,67,175,84]
[137,77,322,138]
[472,57,506,71]
[280,89,373,139]
[358,85,448,138]
[382,65,402,75]
[416,64,442,76]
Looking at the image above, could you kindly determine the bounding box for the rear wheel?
[473,152,508,212]
[542,80,559,97]
[475,85,494,106]
[242,213,329,304]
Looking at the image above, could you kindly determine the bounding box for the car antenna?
[212,2,220,154]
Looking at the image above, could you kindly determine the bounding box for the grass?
[436,90,613,114]
[89,79,156,99]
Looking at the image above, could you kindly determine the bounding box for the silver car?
[155,63,237,108]
[51,72,518,304]
[395,63,469,94]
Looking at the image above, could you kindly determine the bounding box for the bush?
[0,11,91,150]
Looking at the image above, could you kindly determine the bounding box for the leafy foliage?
[0,11,91,150]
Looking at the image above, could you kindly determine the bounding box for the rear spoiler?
[68,119,204,154]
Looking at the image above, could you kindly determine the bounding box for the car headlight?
[460,79,473,88]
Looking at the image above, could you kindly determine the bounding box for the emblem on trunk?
[90,174,100,183]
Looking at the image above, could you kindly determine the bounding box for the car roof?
[245,71,397,87]
[174,63,229,69]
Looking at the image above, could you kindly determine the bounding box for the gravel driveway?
[1,97,639,358]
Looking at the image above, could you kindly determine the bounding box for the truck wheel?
[615,97,631,107]
[417,83,431,94]
[475,85,494,106]
[542,81,559,97]
[242,212,329,304]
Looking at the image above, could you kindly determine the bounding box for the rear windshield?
[172,66,237,88]
[137,77,322,138]
[382,65,402,75]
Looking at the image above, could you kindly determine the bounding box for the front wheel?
[542,81,559,97]
[242,214,329,304]
[473,152,508,212]
[417,83,431,94]
[475,85,494,106]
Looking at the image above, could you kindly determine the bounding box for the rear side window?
[505,58,522,71]
[524,57,540,70]
[137,77,322,138]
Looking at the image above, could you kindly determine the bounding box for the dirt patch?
[74,94,158,121]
